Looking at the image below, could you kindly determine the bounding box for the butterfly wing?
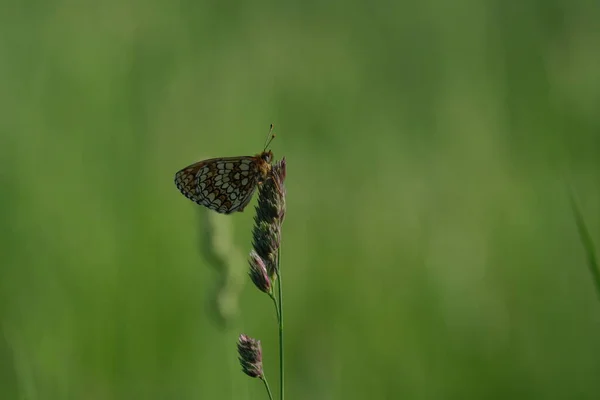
[174,156,261,214]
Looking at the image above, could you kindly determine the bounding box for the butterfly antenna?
[263,123,276,151]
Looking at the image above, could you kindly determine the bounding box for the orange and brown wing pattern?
[174,155,263,214]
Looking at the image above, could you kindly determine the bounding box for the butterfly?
[174,126,275,214]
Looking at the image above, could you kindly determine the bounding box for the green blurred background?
[1,0,600,398]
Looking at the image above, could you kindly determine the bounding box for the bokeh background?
[1,0,600,398]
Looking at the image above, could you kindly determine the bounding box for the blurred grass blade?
[568,187,600,301]
[200,209,246,328]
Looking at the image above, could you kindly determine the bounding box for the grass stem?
[269,293,280,324]
[261,376,275,400]
[277,248,284,400]
[568,187,600,300]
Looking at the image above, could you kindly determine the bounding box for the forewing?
[174,156,261,214]
[175,159,208,204]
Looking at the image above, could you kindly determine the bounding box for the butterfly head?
[254,150,274,180]
[261,150,273,163]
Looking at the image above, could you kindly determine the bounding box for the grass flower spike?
[237,334,264,379]
[240,157,287,400]
[251,158,287,278]
[249,249,273,294]
[246,157,287,400]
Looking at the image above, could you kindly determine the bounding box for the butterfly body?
[175,150,273,214]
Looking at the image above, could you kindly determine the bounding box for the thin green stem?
[568,187,600,300]
[269,292,280,323]
[261,376,275,400]
[276,248,284,400]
